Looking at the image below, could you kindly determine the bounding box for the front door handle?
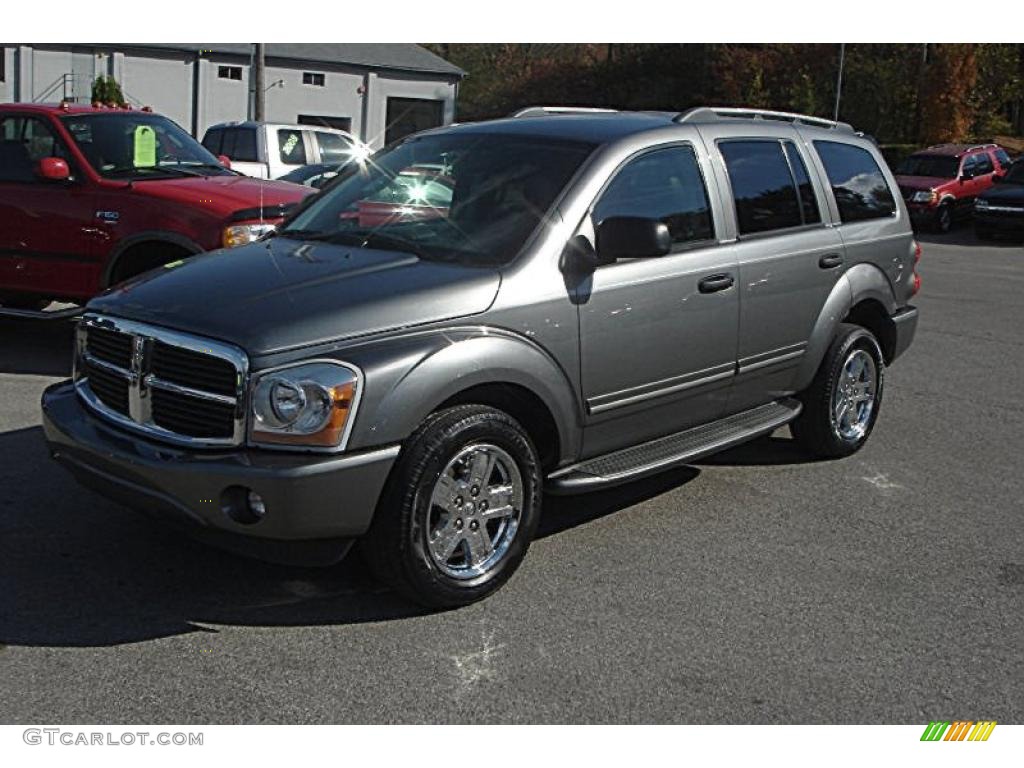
[698,273,735,294]
[819,253,844,269]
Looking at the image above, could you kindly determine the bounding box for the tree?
[918,44,978,144]
[91,75,125,106]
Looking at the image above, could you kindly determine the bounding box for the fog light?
[221,485,267,525]
[247,490,267,519]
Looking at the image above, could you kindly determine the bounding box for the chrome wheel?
[832,348,877,441]
[426,443,523,580]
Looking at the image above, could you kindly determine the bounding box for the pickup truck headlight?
[910,190,936,204]
[250,361,360,450]
[223,223,276,249]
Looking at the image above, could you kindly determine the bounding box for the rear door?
[0,113,99,299]
[700,128,846,413]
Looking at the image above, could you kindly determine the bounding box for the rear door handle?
[698,273,735,293]
[819,253,844,269]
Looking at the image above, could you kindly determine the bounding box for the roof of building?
[115,43,464,78]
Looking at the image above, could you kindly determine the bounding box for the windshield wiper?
[103,165,204,178]
[276,229,429,258]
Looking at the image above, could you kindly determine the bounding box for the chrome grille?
[74,314,248,447]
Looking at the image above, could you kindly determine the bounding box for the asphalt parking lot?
[1,228,1022,724]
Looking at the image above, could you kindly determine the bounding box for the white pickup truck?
[201,121,361,179]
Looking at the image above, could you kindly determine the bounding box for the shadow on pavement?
[0,317,75,377]
[0,424,702,648]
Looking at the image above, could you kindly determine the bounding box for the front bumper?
[891,305,918,363]
[974,209,1024,235]
[41,381,399,566]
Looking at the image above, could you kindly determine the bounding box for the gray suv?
[42,106,920,607]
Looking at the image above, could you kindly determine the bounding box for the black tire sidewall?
[821,329,885,454]
[375,406,542,607]
[936,203,952,233]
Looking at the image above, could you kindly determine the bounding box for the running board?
[547,399,802,494]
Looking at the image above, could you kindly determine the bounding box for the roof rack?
[510,106,619,118]
[674,107,854,133]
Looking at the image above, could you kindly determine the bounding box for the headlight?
[250,361,360,450]
[975,198,990,209]
[910,190,935,203]
[223,222,276,249]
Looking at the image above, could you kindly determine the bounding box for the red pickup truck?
[0,103,313,313]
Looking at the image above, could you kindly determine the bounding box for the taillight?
[911,240,922,296]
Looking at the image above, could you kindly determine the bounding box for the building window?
[0,48,5,83]
[302,72,325,87]
[218,65,242,81]
[298,114,352,132]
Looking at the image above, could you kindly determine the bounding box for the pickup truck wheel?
[934,202,953,233]
[361,405,541,608]
[791,323,885,458]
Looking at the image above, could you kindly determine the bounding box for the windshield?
[62,113,232,179]
[281,132,595,265]
[896,155,960,179]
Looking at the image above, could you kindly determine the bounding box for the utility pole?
[833,43,846,122]
[253,43,266,121]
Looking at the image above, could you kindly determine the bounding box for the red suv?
[0,103,313,312]
[894,143,1013,233]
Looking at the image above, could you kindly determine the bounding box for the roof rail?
[674,106,854,133]
[510,106,619,118]
[966,143,998,151]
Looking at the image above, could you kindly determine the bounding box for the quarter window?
[278,129,306,165]
[814,140,896,223]
[593,145,715,248]
[720,140,803,234]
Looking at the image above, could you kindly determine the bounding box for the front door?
[576,144,739,458]
[0,114,99,299]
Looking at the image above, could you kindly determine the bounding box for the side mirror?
[959,170,974,182]
[596,216,672,261]
[218,155,232,169]
[37,157,70,181]
[559,234,600,277]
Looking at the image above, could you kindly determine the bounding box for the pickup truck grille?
[74,315,248,447]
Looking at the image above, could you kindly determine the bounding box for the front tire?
[361,405,542,608]
[934,202,953,233]
[792,324,885,458]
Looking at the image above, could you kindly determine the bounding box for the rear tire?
[360,405,542,608]
[792,324,885,459]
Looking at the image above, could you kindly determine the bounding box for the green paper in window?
[133,125,157,168]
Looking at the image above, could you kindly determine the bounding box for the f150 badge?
[95,211,120,223]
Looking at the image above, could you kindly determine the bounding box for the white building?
[0,43,464,148]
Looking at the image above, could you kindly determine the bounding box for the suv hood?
[129,174,312,215]
[87,237,501,354]
[895,175,951,193]
[978,182,1024,205]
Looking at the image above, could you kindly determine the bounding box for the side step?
[546,399,802,494]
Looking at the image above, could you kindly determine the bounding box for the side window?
[994,148,1012,170]
[231,128,258,163]
[592,145,714,249]
[316,131,353,164]
[201,128,222,155]
[278,129,306,165]
[961,154,979,176]
[719,140,803,234]
[974,152,993,175]
[814,140,896,223]
[782,141,821,225]
[0,116,66,182]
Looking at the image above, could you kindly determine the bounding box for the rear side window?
[0,115,69,182]
[814,141,896,223]
[720,140,803,234]
[278,129,306,165]
[201,128,222,155]
[594,145,715,248]
[783,141,821,225]
[228,128,258,163]
[994,148,1012,170]
[315,131,353,164]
